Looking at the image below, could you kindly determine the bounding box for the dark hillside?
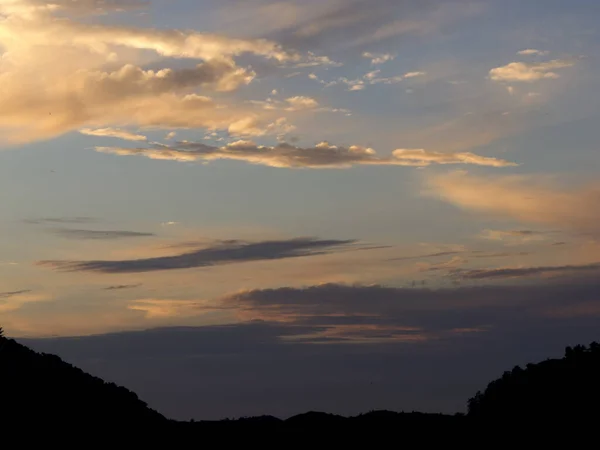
[468,342,600,425]
[0,331,165,426]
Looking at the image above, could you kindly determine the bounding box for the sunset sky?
[2,0,600,420]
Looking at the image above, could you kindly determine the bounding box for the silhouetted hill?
[0,334,165,427]
[285,411,345,425]
[2,326,600,438]
[468,342,600,425]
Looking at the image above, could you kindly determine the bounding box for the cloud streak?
[104,284,142,291]
[457,263,600,280]
[217,276,600,342]
[37,237,358,274]
[0,290,32,299]
[23,217,97,225]
[517,49,550,56]
[96,141,517,169]
[53,229,155,240]
[79,128,148,142]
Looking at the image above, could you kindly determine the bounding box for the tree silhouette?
[0,336,166,426]
[467,341,600,425]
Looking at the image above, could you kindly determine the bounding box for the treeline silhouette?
[0,329,165,427]
[1,326,599,437]
[467,342,600,425]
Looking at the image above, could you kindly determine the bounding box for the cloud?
[37,237,358,273]
[362,52,396,65]
[478,229,551,244]
[0,290,49,313]
[219,277,600,343]
[0,0,328,143]
[457,262,600,281]
[1,1,296,61]
[104,284,142,291]
[79,127,148,141]
[22,295,600,421]
[489,59,576,82]
[392,149,518,168]
[95,141,517,169]
[416,256,468,273]
[128,299,201,319]
[517,49,550,56]
[23,217,97,225]
[425,171,600,235]
[323,69,425,91]
[6,0,149,15]
[19,274,600,419]
[217,0,481,51]
[249,97,346,115]
[285,96,319,111]
[389,250,467,262]
[472,251,531,259]
[363,70,381,80]
[348,83,366,91]
[403,71,427,78]
[53,229,155,240]
[0,290,32,299]
[227,117,296,137]
[368,75,404,85]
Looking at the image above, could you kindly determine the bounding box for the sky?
[2,0,600,420]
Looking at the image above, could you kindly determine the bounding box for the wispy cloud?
[425,171,600,235]
[217,0,481,50]
[478,229,552,244]
[403,71,427,78]
[128,299,201,319]
[23,217,97,225]
[0,289,32,299]
[457,262,600,280]
[53,229,155,240]
[96,141,517,169]
[285,96,320,111]
[104,284,142,291]
[37,237,359,274]
[517,49,550,56]
[362,52,396,65]
[0,290,49,314]
[79,128,148,142]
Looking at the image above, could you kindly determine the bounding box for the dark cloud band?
[37,237,358,274]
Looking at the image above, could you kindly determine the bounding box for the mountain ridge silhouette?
[1,328,599,438]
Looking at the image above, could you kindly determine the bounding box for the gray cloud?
[23,217,97,225]
[53,229,155,240]
[389,250,466,262]
[219,0,481,52]
[37,237,358,274]
[21,276,600,420]
[218,278,600,342]
[471,251,531,259]
[457,262,600,280]
[103,284,142,291]
[25,0,149,14]
[0,290,31,299]
[389,249,529,263]
[97,141,517,169]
